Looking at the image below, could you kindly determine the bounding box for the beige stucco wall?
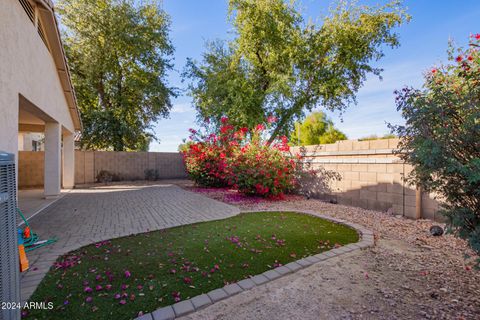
[0,0,75,156]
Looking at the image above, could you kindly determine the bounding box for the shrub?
[96,170,119,183]
[230,127,296,197]
[182,117,243,187]
[144,169,159,181]
[182,118,308,197]
[391,34,480,260]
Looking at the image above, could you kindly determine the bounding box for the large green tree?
[58,0,175,151]
[184,0,409,143]
[290,112,347,146]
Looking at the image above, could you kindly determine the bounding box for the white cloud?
[171,102,193,113]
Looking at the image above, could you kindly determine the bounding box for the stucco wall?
[0,0,75,156]
[292,139,442,221]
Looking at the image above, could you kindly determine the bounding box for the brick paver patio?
[19,183,240,302]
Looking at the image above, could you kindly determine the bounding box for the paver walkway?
[20,183,240,302]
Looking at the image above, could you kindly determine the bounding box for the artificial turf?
[26,211,358,319]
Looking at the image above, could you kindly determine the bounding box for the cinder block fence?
[74,151,187,184]
[18,151,188,188]
[292,139,442,221]
[18,139,442,221]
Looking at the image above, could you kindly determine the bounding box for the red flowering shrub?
[182,117,303,197]
[182,117,243,187]
[229,128,297,197]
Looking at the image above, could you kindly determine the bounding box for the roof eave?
[34,0,83,132]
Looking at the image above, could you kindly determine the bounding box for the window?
[32,140,40,152]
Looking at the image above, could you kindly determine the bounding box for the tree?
[290,112,347,146]
[391,34,480,260]
[58,0,175,151]
[184,0,409,143]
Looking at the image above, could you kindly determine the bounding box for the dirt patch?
[182,188,480,319]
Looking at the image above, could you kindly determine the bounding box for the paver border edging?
[136,209,374,320]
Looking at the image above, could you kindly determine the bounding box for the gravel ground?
[182,186,480,320]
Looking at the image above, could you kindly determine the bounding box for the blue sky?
[150,0,480,152]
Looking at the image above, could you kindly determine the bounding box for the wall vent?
[18,0,50,50]
[37,19,49,49]
[19,0,34,22]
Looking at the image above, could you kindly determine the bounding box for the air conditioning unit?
[0,151,20,320]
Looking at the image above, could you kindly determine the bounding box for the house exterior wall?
[0,0,75,156]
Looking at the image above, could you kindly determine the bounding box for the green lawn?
[27,211,358,319]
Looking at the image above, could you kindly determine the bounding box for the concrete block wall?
[74,151,188,185]
[293,139,442,221]
[18,151,44,188]
[18,150,187,188]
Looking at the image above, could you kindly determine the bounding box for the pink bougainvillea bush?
[182,117,243,187]
[182,117,309,197]
[229,126,298,197]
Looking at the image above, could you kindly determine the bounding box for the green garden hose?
[17,208,57,252]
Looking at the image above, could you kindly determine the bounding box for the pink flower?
[267,115,277,123]
[183,277,192,284]
[121,284,128,290]
[172,291,181,302]
[95,285,103,291]
[85,296,93,303]
[84,286,93,293]
[255,124,266,131]
[105,284,113,291]
[119,299,127,305]
[137,285,143,290]
[124,270,131,278]
[114,293,121,300]
[170,269,177,274]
